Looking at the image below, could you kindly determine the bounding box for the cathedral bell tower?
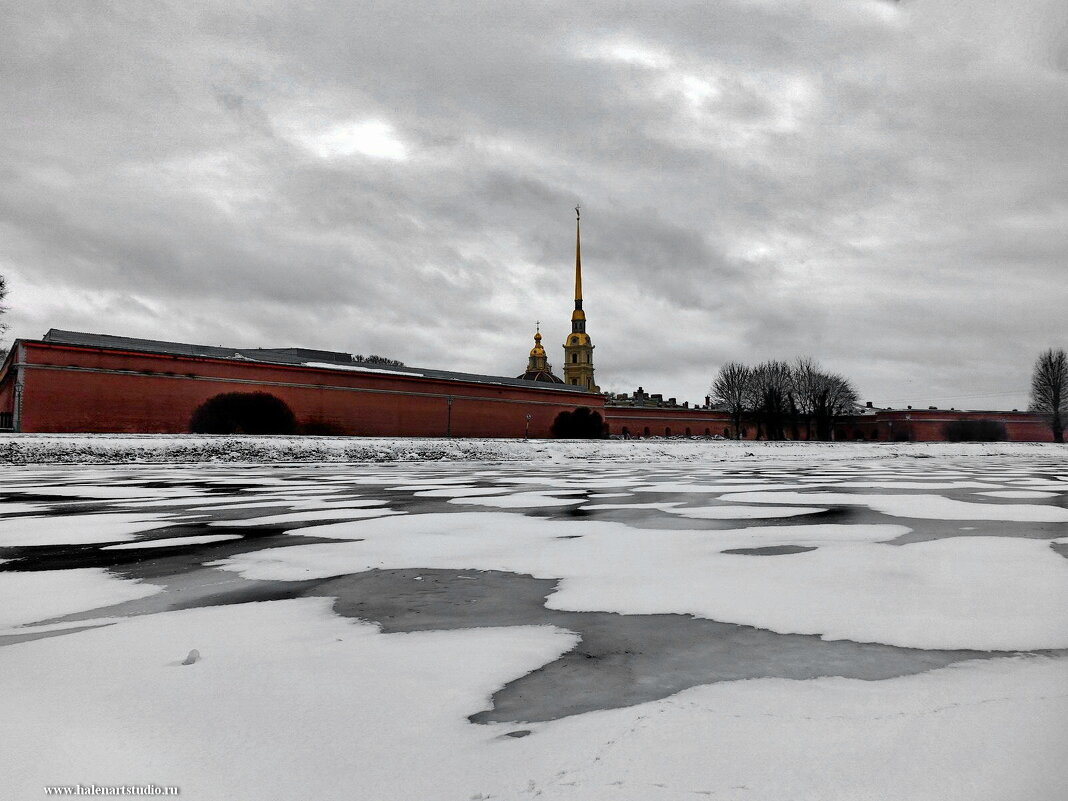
[562,206,599,392]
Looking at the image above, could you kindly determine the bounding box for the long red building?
[0,328,1058,441]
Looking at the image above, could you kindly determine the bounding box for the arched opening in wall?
[643,426,650,437]
[705,428,712,437]
[853,429,864,441]
[190,392,297,435]
[665,427,671,437]
[685,427,691,437]
[621,426,630,439]
[571,354,578,363]
[550,407,606,439]
[871,430,879,440]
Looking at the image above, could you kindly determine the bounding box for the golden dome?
[529,330,546,357]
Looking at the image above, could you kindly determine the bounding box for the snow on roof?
[302,362,423,377]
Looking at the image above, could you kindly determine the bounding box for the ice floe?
[449,491,588,508]
[976,490,1060,499]
[0,568,161,628]
[102,535,244,550]
[0,513,179,546]
[718,491,1068,522]
[208,508,403,527]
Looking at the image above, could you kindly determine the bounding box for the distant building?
[516,326,563,384]
[607,387,709,410]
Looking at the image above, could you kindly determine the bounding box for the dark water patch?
[0,493,111,505]
[722,545,817,556]
[0,527,340,573]
[305,569,1043,724]
[886,520,1067,545]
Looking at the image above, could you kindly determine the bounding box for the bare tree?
[1029,348,1067,443]
[792,357,821,439]
[751,360,794,440]
[711,362,752,439]
[790,358,862,440]
[814,372,859,440]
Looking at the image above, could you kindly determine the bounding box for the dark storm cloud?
[1,0,1065,408]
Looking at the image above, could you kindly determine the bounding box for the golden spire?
[574,205,582,304]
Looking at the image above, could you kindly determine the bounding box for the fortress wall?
[603,407,732,438]
[836,411,1058,442]
[11,342,595,438]
[5,340,1058,441]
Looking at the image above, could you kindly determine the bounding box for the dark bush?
[190,392,297,435]
[550,407,606,439]
[941,419,1008,442]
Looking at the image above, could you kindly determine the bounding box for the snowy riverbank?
[0,433,1061,465]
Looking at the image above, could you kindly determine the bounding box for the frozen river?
[1,451,1066,799]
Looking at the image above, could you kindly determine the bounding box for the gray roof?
[40,329,592,395]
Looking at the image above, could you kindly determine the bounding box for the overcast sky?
[2,0,1065,409]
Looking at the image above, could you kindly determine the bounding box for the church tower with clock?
[562,207,599,393]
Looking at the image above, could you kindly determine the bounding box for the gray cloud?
[1,0,1065,410]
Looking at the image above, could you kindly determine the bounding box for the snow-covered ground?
[1,450,1066,799]
[0,432,1062,464]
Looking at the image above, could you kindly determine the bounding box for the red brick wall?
[836,411,1058,443]
[603,407,731,438]
[12,342,598,437]
[7,341,1060,442]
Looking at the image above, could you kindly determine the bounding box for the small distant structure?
[517,325,563,384]
[607,387,708,410]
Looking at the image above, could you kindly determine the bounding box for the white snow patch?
[719,491,1068,522]
[414,487,516,498]
[2,435,1064,465]
[976,490,1059,499]
[0,569,161,628]
[302,361,422,376]
[102,535,244,550]
[0,600,577,800]
[0,514,179,546]
[209,509,403,527]
[449,491,588,508]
